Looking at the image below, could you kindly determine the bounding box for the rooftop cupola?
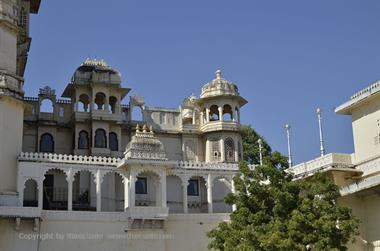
[200,70,243,102]
[70,58,122,85]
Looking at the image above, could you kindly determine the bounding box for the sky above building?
[25,0,380,164]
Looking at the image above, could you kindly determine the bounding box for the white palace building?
[0,1,380,251]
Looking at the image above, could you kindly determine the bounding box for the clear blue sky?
[25,0,380,164]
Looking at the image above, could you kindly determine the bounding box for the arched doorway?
[101,172,124,212]
[187,176,207,213]
[43,169,68,210]
[166,175,184,213]
[212,177,232,213]
[72,170,96,211]
[23,179,38,207]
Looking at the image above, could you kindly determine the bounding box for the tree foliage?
[208,126,359,251]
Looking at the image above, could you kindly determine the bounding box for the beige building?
[0,1,251,250]
[1,1,379,251]
[290,80,380,250]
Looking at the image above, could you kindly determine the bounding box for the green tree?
[208,126,359,251]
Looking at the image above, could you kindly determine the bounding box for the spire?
[215,69,222,80]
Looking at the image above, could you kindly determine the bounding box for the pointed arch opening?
[23,179,38,207]
[40,133,54,153]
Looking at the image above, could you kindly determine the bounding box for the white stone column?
[220,138,225,162]
[123,176,129,211]
[38,178,43,209]
[218,106,223,121]
[129,171,136,208]
[231,178,237,212]
[207,174,213,213]
[182,179,188,213]
[161,172,167,208]
[200,111,204,125]
[67,172,73,211]
[205,139,210,162]
[192,109,196,125]
[232,106,237,122]
[96,170,102,212]
[234,136,239,162]
[206,108,210,122]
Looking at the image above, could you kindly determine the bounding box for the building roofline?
[335,80,380,115]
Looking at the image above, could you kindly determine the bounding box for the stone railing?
[174,161,254,171]
[340,174,380,196]
[290,153,353,178]
[200,121,240,133]
[0,206,41,218]
[127,206,169,219]
[19,152,121,166]
[175,161,239,170]
[353,155,380,177]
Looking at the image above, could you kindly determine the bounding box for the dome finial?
[215,69,222,80]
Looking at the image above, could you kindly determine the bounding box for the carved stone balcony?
[289,153,357,178]
[200,121,240,133]
[126,206,169,220]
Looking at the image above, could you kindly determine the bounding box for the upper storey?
[0,0,41,99]
[335,80,380,163]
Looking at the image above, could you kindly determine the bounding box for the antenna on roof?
[285,124,293,167]
[316,108,325,156]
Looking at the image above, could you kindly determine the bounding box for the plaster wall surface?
[351,97,380,163]
[0,213,227,251]
[0,97,24,194]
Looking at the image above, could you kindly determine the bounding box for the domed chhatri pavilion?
[1,1,380,251]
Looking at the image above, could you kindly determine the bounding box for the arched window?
[109,132,118,151]
[40,133,54,153]
[78,130,89,149]
[78,94,90,112]
[210,138,221,162]
[209,105,219,121]
[94,129,107,148]
[95,92,106,110]
[109,96,117,114]
[223,104,233,121]
[224,137,235,162]
[40,99,54,113]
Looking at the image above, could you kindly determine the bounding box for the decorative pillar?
[205,139,210,162]
[220,138,225,162]
[237,109,241,123]
[129,170,136,208]
[161,172,167,208]
[38,178,43,209]
[123,176,129,211]
[67,170,73,211]
[231,178,237,212]
[182,179,188,213]
[192,109,196,125]
[207,174,213,213]
[96,170,102,212]
[234,136,239,162]
[218,106,223,121]
[206,108,210,122]
[200,111,204,125]
[18,179,24,207]
[232,106,237,122]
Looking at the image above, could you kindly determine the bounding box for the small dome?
[71,58,121,85]
[181,93,197,107]
[200,70,240,99]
